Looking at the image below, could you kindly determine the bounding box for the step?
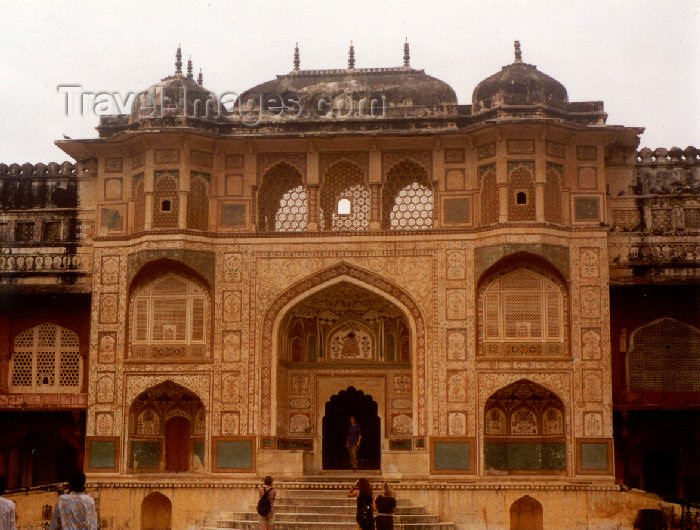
[245,504,426,515]
[204,523,454,530]
[269,497,412,507]
[222,512,439,523]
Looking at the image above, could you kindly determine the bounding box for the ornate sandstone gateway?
[1,42,698,529]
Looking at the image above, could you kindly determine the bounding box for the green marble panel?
[581,442,609,470]
[130,440,161,470]
[216,439,253,470]
[486,441,566,470]
[88,440,116,469]
[434,441,471,471]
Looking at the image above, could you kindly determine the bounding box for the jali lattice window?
[383,159,433,230]
[10,323,81,392]
[257,162,306,232]
[480,268,566,357]
[130,274,209,360]
[320,160,369,231]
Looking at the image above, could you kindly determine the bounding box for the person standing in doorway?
[346,415,362,471]
[49,471,98,530]
[0,475,17,530]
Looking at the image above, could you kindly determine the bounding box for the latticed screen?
[10,323,81,391]
[390,183,433,230]
[258,162,305,232]
[131,274,207,346]
[320,160,369,231]
[275,185,308,232]
[332,185,370,230]
[382,159,433,230]
[187,174,209,231]
[482,269,564,343]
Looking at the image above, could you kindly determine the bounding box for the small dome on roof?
[130,47,219,123]
[472,41,568,114]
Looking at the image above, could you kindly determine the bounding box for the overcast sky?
[0,0,697,163]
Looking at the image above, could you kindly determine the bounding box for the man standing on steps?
[347,415,362,471]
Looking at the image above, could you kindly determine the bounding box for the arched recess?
[381,159,433,230]
[260,262,427,437]
[484,380,566,473]
[477,255,569,358]
[257,161,307,232]
[510,495,543,530]
[627,318,700,392]
[187,172,210,231]
[141,491,172,530]
[152,172,179,229]
[127,261,212,362]
[320,159,369,231]
[128,381,206,473]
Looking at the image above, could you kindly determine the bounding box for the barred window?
[131,274,207,346]
[10,323,81,392]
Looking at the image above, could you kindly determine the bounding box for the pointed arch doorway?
[322,387,381,470]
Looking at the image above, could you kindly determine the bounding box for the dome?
[238,42,457,119]
[472,41,568,114]
[130,48,220,123]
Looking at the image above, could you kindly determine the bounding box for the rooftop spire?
[514,40,523,63]
[403,38,410,68]
[293,42,300,71]
[197,69,203,85]
[348,41,355,69]
[175,44,183,75]
[187,56,193,79]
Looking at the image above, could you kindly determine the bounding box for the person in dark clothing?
[375,482,397,530]
[346,416,362,471]
[348,477,374,530]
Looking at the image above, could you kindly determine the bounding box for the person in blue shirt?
[346,416,362,471]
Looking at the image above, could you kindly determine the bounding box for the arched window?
[130,273,209,360]
[382,159,432,230]
[320,159,369,231]
[479,267,567,357]
[10,323,81,392]
[628,318,700,392]
[152,172,179,229]
[337,198,352,215]
[484,380,566,472]
[257,162,307,232]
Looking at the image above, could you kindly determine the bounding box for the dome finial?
[175,44,183,75]
[348,41,355,69]
[293,42,300,71]
[403,38,410,68]
[187,56,193,79]
[197,69,203,86]
[514,40,523,63]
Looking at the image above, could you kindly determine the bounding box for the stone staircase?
[202,487,455,530]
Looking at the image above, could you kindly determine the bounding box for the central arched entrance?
[128,381,206,473]
[322,387,380,470]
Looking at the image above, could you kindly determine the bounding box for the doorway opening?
[322,386,380,470]
[141,491,172,530]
